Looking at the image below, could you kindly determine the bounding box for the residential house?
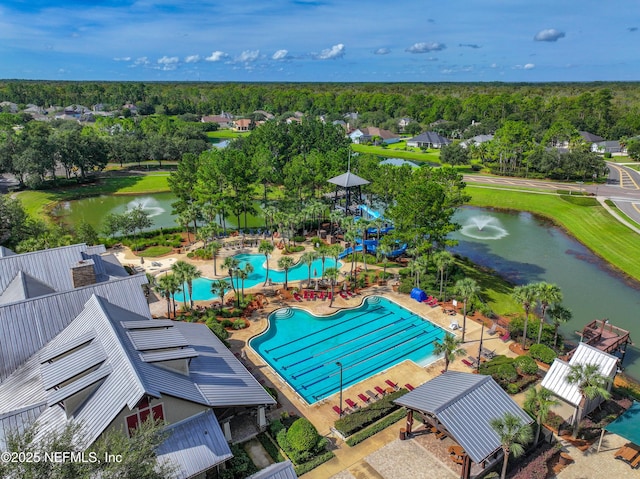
[460,134,494,149]
[395,372,533,479]
[0,244,275,478]
[406,131,451,149]
[201,112,234,129]
[233,118,253,131]
[397,117,413,132]
[349,127,400,145]
[592,140,623,154]
[541,342,617,426]
[253,110,275,120]
[344,112,359,121]
[0,101,18,113]
[122,103,138,114]
[285,117,302,124]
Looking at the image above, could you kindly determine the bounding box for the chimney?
[70,259,96,288]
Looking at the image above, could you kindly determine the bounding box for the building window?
[125,403,165,436]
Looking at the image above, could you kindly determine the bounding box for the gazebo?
[326,170,369,215]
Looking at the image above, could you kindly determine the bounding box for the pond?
[450,207,640,381]
[52,192,264,232]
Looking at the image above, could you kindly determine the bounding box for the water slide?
[337,239,407,259]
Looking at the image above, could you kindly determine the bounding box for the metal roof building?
[394,371,532,479]
[247,461,298,479]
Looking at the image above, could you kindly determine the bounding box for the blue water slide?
[338,239,406,259]
[358,204,381,220]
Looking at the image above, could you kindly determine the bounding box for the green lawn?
[352,142,441,164]
[206,130,246,139]
[16,175,171,219]
[467,185,640,282]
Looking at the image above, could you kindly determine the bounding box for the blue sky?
[1,0,638,82]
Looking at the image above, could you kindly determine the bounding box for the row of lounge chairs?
[333,379,409,416]
[292,289,359,302]
[422,296,439,307]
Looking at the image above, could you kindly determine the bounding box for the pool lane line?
[301,326,440,391]
[284,314,404,370]
[275,311,394,362]
[289,319,419,379]
[309,330,443,400]
[265,305,384,354]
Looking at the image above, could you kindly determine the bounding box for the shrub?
[397,278,414,294]
[269,419,285,438]
[232,319,247,330]
[286,418,320,454]
[221,319,234,328]
[257,433,284,463]
[293,235,306,243]
[496,363,518,382]
[514,355,539,375]
[334,390,407,436]
[506,383,520,395]
[206,318,229,343]
[346,409,406,447]
[529,344,556,364]
[220,444,258,479]
[293,451,335,476]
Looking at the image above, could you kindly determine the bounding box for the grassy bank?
[16,174,170,219]
[467,185,640,282]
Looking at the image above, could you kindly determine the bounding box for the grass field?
[351,141,441,164]
[16,174,171,219]
[206,130,246,139]
[467,185,640,282]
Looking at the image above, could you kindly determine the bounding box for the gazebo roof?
[327,171,370,187]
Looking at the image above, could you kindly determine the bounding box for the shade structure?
[410,288,427,302]
[327,171,370,187]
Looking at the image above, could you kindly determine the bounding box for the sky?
[1,0,639,82]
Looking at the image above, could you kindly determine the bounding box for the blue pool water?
[250,296,446,404]
[175,253,340,302]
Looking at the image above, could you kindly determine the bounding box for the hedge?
[293,451,335,476]
[334,389,407,436]
[529,344,557,364]
[345,409,407,447]
[257,432,285,463]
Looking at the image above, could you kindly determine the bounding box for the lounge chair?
[374,385,386,396]
[487,322,498,335]
[340,291,348,299]
[333,405,345,415]
[385,379,398,390]
[481,347,496,359]
[358,393,370,403]
[405,383,415,391]
[328,291,333,300]
[366,390,378,401]
[450,321,460,331]
[345,398,358,409]
[500,331,511,342]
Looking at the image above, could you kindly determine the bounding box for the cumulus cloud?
[313,43,345,60]
[185,55,200,63]
[524,63,535,69]
[205,51,227,62]
[113,57,131,62]
[157,56,179,70]
[534,29,565,42]
[374,48,391,55]
[237,50,260,62]
[405,42,446,53]
[272,49,289,60]
[131,57,150,67]
[459,43,481,49]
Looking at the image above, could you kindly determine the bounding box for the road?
[464,161,640,229]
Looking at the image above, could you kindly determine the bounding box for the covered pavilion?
[326,170,369,215]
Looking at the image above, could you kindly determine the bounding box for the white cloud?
[314,43,345,60]
[113,57,131,62]
[524,63,535,69]
[131,57,150,67]
[157,55,179,70]
[534,29,565,42]
[185,55,200,63]
[237,50,260,62]
[374,47,390,55]
[405,42,446,53]
[205,51,227,62]
[272,49,288,60]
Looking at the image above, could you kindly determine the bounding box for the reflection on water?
[451,207,640,380]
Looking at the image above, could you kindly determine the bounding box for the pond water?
[450,207,640,380]
[53,192,264,232]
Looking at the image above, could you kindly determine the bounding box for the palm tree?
[316,244,329,278]
[409,255,428,289]
[534,282,563,345]
[328,244,342,271]
[209,241,222,276]
[143,272,157,302]
[184,262,202,309]
[156,274,175,318]
[300,251,318,287]
[222,256,240,306]
[377,242,392,279]
[453,277,480,343]
[240,263,253,301]
[433,250,454,297]
[512,283,537,349]
[325,267,339,307]
[210,279,229,312]
[277,256,295,290]
[329,210,342,237]
[548,304,572,348]
[258,240,275,285]
[158,273,181,318]
[524,386,559,445]
[236,268,248,303]
[171,261,191,310]
[433,333,465,372]
[490,412,532,479]
[566,363,611,439]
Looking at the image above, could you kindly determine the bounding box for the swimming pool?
[175,253,340,302]
[250,296,445,404]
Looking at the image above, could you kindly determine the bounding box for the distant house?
[122,103,137,114]
[579,131,605,144]
[233,118,252,131]
[397,117,413,131]
[201,112,234,128]
[253,109,275,120]
[406,131,451,149]
[460,134,494,149]
[344,112,359,121]
[592,140,623,154]
[349,127,400,145]
[285,116,302,124]
[0,101,18,113]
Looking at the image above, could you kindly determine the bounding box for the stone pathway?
[244,438,274,469]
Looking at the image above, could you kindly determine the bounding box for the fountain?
[460,215,509,240]
[126,197,166,218]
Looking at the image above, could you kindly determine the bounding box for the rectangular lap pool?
[249,296,445,404]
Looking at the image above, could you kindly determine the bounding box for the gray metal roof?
[407,131,452,146]
[156,410,232,479]
[0,271,56,304]
[0,246,15,257]
[394,372,532,464]
[127,328,188,351]
[175,322,276,408]
[327,171,370,187]
[140,348,199,363]
[0,274,149,382]
[247,461,298,479]
[41,339,106,389]
[541,342,617,407]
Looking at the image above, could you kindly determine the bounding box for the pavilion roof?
[327,171,370,187]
